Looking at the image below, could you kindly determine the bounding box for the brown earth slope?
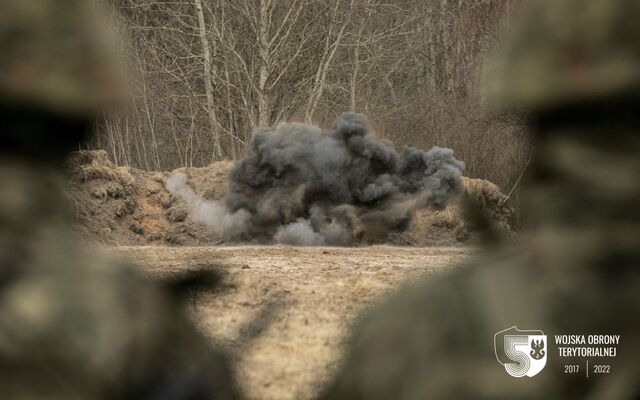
[67,150,514,246]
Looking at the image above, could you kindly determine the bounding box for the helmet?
[0,0,125,117]
[484,0,640,114]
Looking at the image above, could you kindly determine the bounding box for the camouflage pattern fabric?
[484,0,640,114]
[0,0,125,116]
[319,0,640,398]
[0,0,241,398]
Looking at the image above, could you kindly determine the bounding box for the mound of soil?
[389,177,514,246]
[66,150,216,245]
[66,150,513,246]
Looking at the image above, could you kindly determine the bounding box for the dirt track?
[110,245,473,399]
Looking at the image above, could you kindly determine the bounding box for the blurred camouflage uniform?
[319,1,640,399]
[0,1,239,399]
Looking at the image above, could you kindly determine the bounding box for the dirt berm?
[66,150,514,246]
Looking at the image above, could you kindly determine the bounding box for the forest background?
[88,0,529,213]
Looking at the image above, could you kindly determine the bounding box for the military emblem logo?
[495,326,547,377]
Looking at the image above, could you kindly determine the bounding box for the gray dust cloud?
[167,112,464,246]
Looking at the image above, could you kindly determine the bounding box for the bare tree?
[194,0,223,161]
[91,0,528,207]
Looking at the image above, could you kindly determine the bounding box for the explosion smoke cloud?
[166,172,250,240]
[167,112,464,246]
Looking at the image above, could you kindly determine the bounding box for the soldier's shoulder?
[0,236,241,399]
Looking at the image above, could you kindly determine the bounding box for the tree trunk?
[257,0,272,128]
[194,0,223,161]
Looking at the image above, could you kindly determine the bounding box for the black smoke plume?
[168,112,464,246]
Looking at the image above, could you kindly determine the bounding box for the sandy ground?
[110,245,473,399]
